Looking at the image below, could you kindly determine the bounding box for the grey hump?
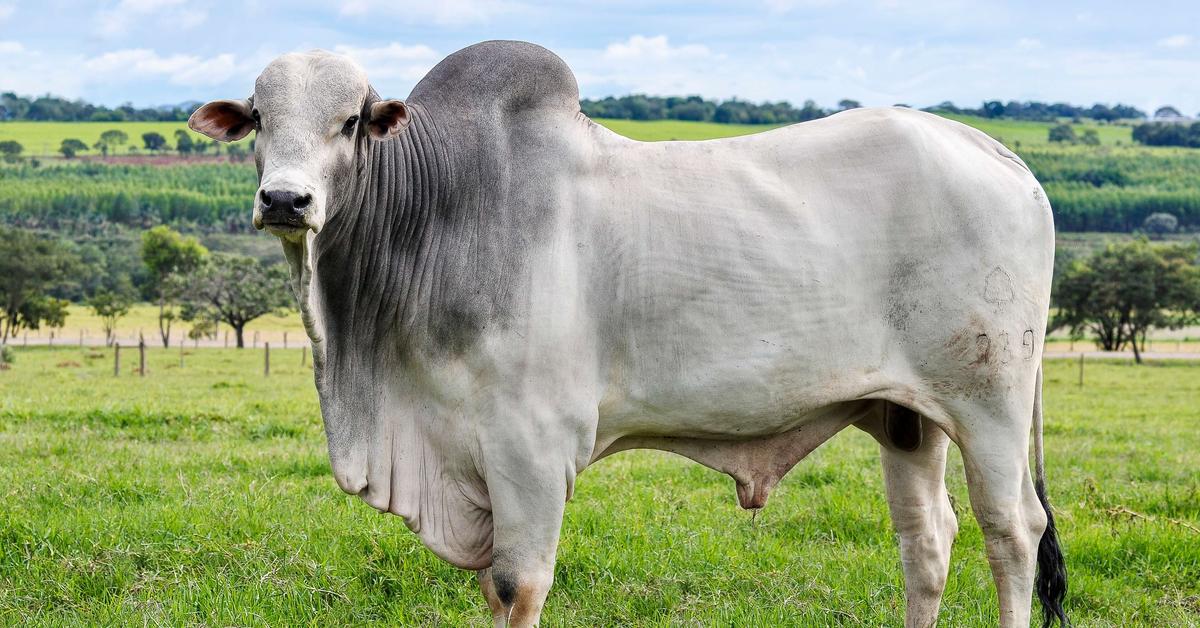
[408,40,580,115]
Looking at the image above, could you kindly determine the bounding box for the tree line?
[4,90,1151,125]
[927,100,1146,122]
[1131,122,1200,148]
[1,92,197,122]
[582,96,1149,124]
[0,225,292,349]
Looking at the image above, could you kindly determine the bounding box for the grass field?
[938,114,1133,147]
[0,113,1132,157]
[0,121,251,157]
[26,304,307,348]
[0,347,1197,625]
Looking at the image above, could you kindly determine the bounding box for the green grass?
[938,114,1133,147]
[595,118,785,141]
[0,121,250,157]
[1,347,1197,625]
[0,114,1131,154]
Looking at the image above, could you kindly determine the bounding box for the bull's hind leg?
[948,394,1047,628]
[861,408,958,628]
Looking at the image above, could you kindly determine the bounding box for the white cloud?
[1016,38,1043,50]
[1158,34,1193,49]
[339,0,520,26]
[83,49,240,86]
[602,35,713,62]
[0,4,14,21]
[564,35,728,99]
[0,40,22,54]
[333,43,441,85]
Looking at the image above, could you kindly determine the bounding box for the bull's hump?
[409,40,580,116]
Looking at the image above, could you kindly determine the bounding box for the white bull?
[190,40,1067,627]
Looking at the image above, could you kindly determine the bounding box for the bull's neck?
[310,104,454,364]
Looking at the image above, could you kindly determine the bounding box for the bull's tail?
[1033,364,1069,627]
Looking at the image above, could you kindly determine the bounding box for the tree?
[0,228,78,343]
[59,138,88,158]
[1079,129,1100,146]
[94,129,129,157]
[177,254,293,348]
[141,226,208,348]
[174,129,194,155]
[89,288,133,347]
[0,140,22,162]
[1052,240,1200,363]
[142,132,167,153]
[227,144,249,162]
[837,99,862,111]
[1048,124,1077,144]
[1142,213,1178,239]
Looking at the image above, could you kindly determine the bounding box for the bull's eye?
[342,115,359,137]
[251,109,262,132]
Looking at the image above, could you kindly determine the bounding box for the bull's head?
[189,51,411,241]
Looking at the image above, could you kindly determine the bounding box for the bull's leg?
[952,397,1047,628]
[861,412,958,627]
[477,568,509,628]
[476,452,570,627]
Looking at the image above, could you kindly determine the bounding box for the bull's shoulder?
[410,40,580,116]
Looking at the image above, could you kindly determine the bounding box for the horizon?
[0,1,1198,115]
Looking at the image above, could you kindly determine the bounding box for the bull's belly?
[596,328,895,440]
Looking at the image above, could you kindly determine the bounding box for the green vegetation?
[0,348,1195,625]
[1052,240,1200,361]
[175,254,293,348]
[0,162,258,229]
[0,121,249,157]
[598,118,786,141]
[1133,122,1200,148]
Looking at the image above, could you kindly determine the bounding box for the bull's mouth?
[256,214,313,239]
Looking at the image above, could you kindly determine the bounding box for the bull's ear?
[189,99,254,142]
[367,99,410,139]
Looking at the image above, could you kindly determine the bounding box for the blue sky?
[1,0,1197,115]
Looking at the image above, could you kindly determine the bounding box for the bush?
[1142,212,1179,238]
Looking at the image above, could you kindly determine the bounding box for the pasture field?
[0,113,1130,157]
[938,114,1133,147]
[1,347,1197,625]
[0,121,251,157]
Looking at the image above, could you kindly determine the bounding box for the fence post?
[114,343,120,376]
[1078,353,1084,387]
[264,342,270,377]
[253,331,259,349]
[225,330,229,348]
[300,345,307,367]
[139,340,146,377]
[284,331,288,349]
[49,331,54,346]
[179,338,184,368]
[80,329,84,346]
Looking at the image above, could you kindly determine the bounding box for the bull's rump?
[583,107,1054,435]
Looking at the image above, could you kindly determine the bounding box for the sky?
[0,0,1198,115]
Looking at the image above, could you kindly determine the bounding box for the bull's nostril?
[259,189,272,207]
[294,194,312,210]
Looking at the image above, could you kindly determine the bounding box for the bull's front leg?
[475,437,573,627]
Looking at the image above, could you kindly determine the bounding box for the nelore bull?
[190,40,1067,627]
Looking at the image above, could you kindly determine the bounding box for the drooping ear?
[367,99,410,139]
[188,99,254,142]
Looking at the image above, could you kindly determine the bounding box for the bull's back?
[580,108,1053,435]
